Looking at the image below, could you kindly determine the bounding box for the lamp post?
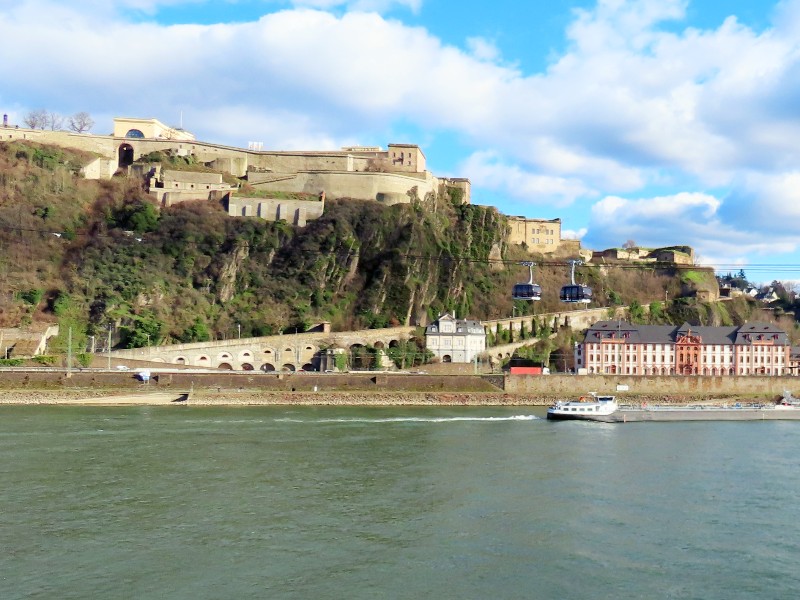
[237,324,241,339]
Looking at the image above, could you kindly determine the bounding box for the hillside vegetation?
[0,140,783,356]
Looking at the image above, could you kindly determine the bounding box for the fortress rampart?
[2,123,465,206]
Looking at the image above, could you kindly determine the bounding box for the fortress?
[1,116,470,211]
[3,115,585,253]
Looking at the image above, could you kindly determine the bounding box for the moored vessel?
[547,391,800,423]
[546,392,618,420]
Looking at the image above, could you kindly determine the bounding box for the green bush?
[32,355,56,365]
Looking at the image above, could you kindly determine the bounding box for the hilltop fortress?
[2,116,470,214]
[2,115,693,263]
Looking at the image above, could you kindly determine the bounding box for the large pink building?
[575,321,790,376]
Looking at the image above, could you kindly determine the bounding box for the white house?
[425,313,486,363]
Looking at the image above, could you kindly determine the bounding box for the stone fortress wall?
[2,119,472,217]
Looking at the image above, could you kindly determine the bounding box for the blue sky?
[3,0,800,284]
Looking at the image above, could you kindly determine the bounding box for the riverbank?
[0,388,782,407]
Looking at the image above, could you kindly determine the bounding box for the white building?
[425,313,486,363]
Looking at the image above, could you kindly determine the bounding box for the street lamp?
[237,324,241,339]
[512,306,517,318]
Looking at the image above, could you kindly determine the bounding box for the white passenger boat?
[547,390,800,423]
[546,392,617,421]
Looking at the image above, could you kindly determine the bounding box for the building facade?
[425,313,486,363]
[576,320,790,376]
[506,217,564,253]
[113,117,195,141]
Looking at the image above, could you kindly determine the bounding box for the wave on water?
[273,415,540,424]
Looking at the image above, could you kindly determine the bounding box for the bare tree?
[622,239,637,249]
[68,112,94,133]
[23,109,48,129]
[47,111,64,131]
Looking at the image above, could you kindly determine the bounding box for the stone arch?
[218,363,233,370]
[218,352,232,363]
[118,143,134,168]
[374,341,385,349]
[241,363,254,371]
[349,343,369,370]
[125,129,145,138]
[281,363,296,372]
[302,363,315,372]
[196,356,210,367]
[238,350,253,361]
[260,363,276,372]
[442,354,452,363]
[174,357,186,365]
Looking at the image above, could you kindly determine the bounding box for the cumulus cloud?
[461,151,596,206]
[561,227,588,240]
[290,0,422,12]
[466,36,501,62]
[585,191,799,268]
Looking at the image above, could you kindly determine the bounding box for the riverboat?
[546,392,618,421]
[547,391,800,423]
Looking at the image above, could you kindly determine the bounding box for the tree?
[46,111,64,131]
[68,112,95,133]
[622,239,637,249]
[23,109,47,129]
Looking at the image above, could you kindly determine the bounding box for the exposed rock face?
[217,242,250,303]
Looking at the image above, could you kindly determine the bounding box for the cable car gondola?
[512,261,542,301]
[560,259,592,303]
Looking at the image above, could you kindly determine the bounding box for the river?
[2,405,799,599]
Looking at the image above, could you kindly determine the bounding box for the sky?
[2,0,800,284]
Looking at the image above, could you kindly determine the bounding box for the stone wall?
[503,373,798,399]
[247,170,438,204]
[228,196,325,226]
[108,325,419,370]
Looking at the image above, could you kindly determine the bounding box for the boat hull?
[563,407,800,423]
[546,411,604,421]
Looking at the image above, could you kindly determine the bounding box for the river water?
[2,405,799,599]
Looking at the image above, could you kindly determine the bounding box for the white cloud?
[585,191,798,268]
[291,0,422,11]
[466,36,501,62]
[561,228,588,240]
[461,151,595,206]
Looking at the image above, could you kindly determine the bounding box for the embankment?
[0,370,795,405]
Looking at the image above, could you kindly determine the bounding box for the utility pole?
[67,326,72,372]
[107,327,112,370]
